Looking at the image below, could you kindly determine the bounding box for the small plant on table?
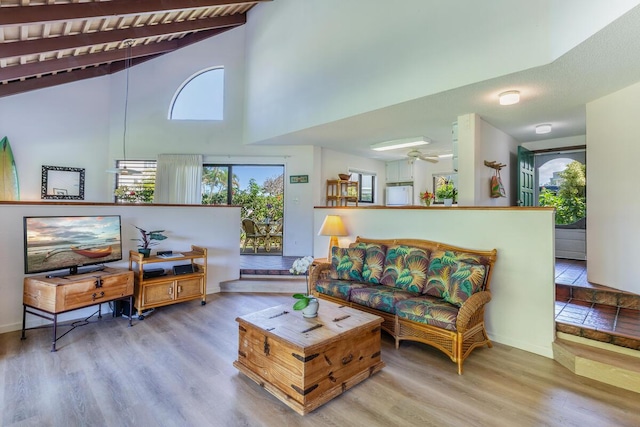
[133,225,167,257]
[290,256,315,310]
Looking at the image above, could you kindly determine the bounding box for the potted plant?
[420,190,434,206]
[436,180,458,206]
[133,225,168,257]
[289,256,319,317]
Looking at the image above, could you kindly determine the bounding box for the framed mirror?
[41,165,85,200]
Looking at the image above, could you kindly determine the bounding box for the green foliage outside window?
[201,168,284,221]
[232,176,283,221]
[114,180,155,203]
[201,166,237,205]
[539,161,586,225]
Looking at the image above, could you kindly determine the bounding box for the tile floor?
[555,299,640,338]
[555,258,590,287]
[554,258,640,347]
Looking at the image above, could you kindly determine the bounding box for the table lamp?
[318,215,348,259]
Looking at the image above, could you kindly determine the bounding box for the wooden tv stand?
[128,245,208,319]
[22,267,134,352]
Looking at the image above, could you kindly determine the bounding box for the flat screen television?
[23,215,123,276]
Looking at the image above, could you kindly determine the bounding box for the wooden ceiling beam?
[0,14,246,59]
[0,0,271,26]
[107,28,232,74]
[0,28,232,91]
[0,41,177,82]
[0,66,111,98]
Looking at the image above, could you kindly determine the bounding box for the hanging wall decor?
[41,165,85,200]
[485,161,507,198]
[1,136,20,201]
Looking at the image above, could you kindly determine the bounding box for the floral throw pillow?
[329,247,366,281]
[349,243,387,284]
[424,250,481,298]
[380,245,429,293]
[443,262,487,307]
[424,249,487,306]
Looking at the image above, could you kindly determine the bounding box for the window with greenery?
[114,160,157,203]
[202,166,233,205]
[349,171,376,203]
[169,67,224,121]
[538,160,586,225]
[202,165,284,221]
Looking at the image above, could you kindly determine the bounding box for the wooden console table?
[22,267,134,351]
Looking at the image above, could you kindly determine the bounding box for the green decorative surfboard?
[1,136,20,200]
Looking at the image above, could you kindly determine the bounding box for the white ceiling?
[259,5,640,161]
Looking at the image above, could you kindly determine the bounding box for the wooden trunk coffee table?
[233,300,385,415]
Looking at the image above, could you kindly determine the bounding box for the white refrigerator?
[386,185,413,206]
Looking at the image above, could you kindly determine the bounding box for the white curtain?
[154,154,203,204]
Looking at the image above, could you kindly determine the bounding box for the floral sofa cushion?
[380,245,429,293]
[444,262,487,307]
[423,250,487,306]
[315,279,370,301]
[329,247,366,281]
[349,242,387,284]
[395,296,460,332]
[350,285,417,314]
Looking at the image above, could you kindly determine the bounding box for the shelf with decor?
[326,180,359,206]
[128,245,207,319]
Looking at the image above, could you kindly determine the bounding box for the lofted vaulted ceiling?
[0,0,270,98]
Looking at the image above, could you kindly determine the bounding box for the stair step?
[220,276,307,293]
[556,282,640,309]
[553,336,640,394]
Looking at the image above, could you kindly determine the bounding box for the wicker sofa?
[309,236,497,374]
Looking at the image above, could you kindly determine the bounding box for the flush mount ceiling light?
[535,124,552,134]
[438,153,454,158]
[499,90,520,106]
[370,137,430,151]
[106,39,141,175]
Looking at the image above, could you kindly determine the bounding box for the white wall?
[549,0,640,59]
[106,27,248,169]
[313,207,557,358]
[586,81,640,294]
[0,203,241,334]
[457,114,518,206]
[244,0,635,144]
[0,29,320,257]
[477,118,519,206]
[457,114,480,206]
[0,78,111,201]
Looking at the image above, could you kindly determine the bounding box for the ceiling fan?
[406,149,439,163]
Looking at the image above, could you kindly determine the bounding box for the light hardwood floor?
[1,293,638,427]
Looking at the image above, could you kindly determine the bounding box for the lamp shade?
[318,215,348,237]
[318,215,348,259]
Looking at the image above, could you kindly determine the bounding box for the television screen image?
[24,215,123,275]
